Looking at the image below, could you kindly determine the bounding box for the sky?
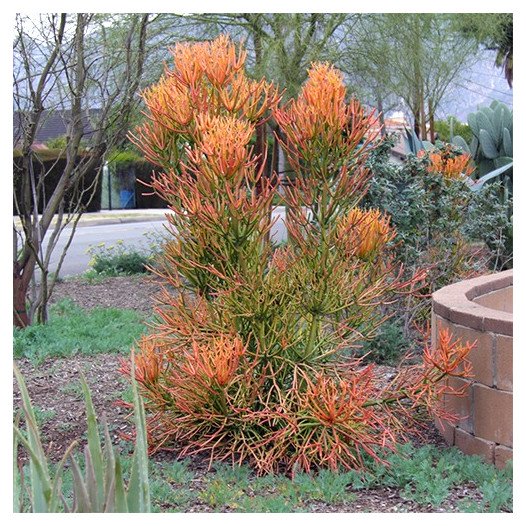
[439,49,513,121]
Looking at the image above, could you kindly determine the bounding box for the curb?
[13,214,169,230]
[75,215,168,227]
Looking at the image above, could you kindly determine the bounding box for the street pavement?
[44,207,288,277]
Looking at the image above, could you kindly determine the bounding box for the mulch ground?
[14,275,490,513]
[50,274,163,314]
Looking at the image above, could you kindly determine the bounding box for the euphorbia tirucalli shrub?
[123,36,475,474]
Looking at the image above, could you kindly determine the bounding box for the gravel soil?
[13,275,498,513]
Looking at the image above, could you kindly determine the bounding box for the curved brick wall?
[431,270,513,469]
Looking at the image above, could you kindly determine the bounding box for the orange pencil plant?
[123,36,475,474]
[418,144,475,181]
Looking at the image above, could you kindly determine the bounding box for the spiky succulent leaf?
[13,413,21,512]
[114,456,129,512]
[102,416,117,510]
[70,453,91,512]
[468,162,513,191]
[80,375,104,508]
[13,364,51,512]
[126,358,151,512]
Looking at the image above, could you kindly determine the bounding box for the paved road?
[45,208,288,277]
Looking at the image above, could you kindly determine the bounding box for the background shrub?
[87,240,156,276]
[364,136,489,333]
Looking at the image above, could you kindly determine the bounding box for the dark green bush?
[364,137,485,330]
[466,181,513,271]
[434,116,473,144]
[92,251,150,275]
[87,241,153,276]
[359,320,411,365]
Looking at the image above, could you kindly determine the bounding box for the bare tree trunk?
[419,91,427,142]
[13,13,150,327]
[428,99,435,143]
[413,104,420,139]
[376,94,386,137]
[13,255,35,328]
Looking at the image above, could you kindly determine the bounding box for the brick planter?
[431,270,513,468]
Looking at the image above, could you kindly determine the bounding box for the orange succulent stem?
[362,390,410,408]
[362,371,448,408]
[126,40,475,474]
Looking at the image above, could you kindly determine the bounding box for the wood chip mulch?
[49,274,163,314]
[13,275,500,513]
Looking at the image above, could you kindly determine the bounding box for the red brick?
[448,302,485,331]
[495,445,513,469]
[474,287,512,313]
[444,377,473,433]
[473,384,513,447]
[432,299,451,321]
[454,427,495,464]
[482,314,513,337]
[451,324,494,386]
[434,416,455,445]
[495,335,513,391]
[473,271,513,296]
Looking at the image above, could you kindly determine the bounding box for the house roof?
[13,109,101,145]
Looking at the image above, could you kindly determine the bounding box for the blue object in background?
[119,189,135,209]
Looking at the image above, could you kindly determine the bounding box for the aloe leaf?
[13,426,52,512]
[468,163,513,191]
[13,365,51,512]
[50,441,78,512]
[13,413,21,512]
[84,445,100,511]
[103,466,116,513]
[126,355,150,512]
[69,453,92,512]
[80,374,104,507]
[114,455,129,512]
[102,417,116,505]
